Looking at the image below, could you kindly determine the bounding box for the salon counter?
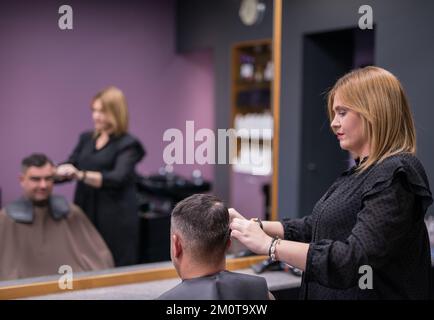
[16,261,302,300]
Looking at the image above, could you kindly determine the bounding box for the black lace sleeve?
[281,215,315,243]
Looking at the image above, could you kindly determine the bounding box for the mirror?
[0,0,281,296]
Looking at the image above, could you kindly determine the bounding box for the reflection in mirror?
[0,0,279,294]
[0,1,214,284]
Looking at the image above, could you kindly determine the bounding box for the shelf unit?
[231,39,273,176]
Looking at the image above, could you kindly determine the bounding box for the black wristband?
[81,170,87,181]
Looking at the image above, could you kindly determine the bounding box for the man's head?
[20,153,55,203]
[170,194,230,276]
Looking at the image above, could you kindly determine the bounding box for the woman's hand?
[230,217,272,256]
[56,164,79,179]
[228,208,247,225]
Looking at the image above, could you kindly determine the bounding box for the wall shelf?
[231,39,273,176]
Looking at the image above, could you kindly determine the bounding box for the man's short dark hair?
[21,153,54,172]
[171,194,229,262]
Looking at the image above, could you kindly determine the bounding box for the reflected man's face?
[20,164,55,202]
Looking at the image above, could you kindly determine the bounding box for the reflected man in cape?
[0,153,114,281]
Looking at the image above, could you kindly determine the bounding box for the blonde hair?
[327,66,416,172]
[92,86,129,136]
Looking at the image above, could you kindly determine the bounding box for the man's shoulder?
[3,198,33,223]
[157,271,270,300]
[217,270,270,299]
[156,281,185,300]
[67,203,89,221]
[223,270,267,283]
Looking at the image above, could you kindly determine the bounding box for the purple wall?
[0,0,214,205]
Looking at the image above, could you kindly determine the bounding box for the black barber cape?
[157,270,270,300]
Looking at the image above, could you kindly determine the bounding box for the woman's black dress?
[66,131,145,266]
[283,153,433,299]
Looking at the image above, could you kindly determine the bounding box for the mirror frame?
[0,0,282,299]
[0,256,268,299]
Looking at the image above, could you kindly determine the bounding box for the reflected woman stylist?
[56,86,145,266]
[230,67,433,299]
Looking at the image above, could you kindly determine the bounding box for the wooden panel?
[0,256,267,300]
[271,0,282,221]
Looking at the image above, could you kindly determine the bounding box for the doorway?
[299,27,375,216]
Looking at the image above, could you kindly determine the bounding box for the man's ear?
[172,233,183,258]
[225,238,232,251]
[19,173,25,186]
